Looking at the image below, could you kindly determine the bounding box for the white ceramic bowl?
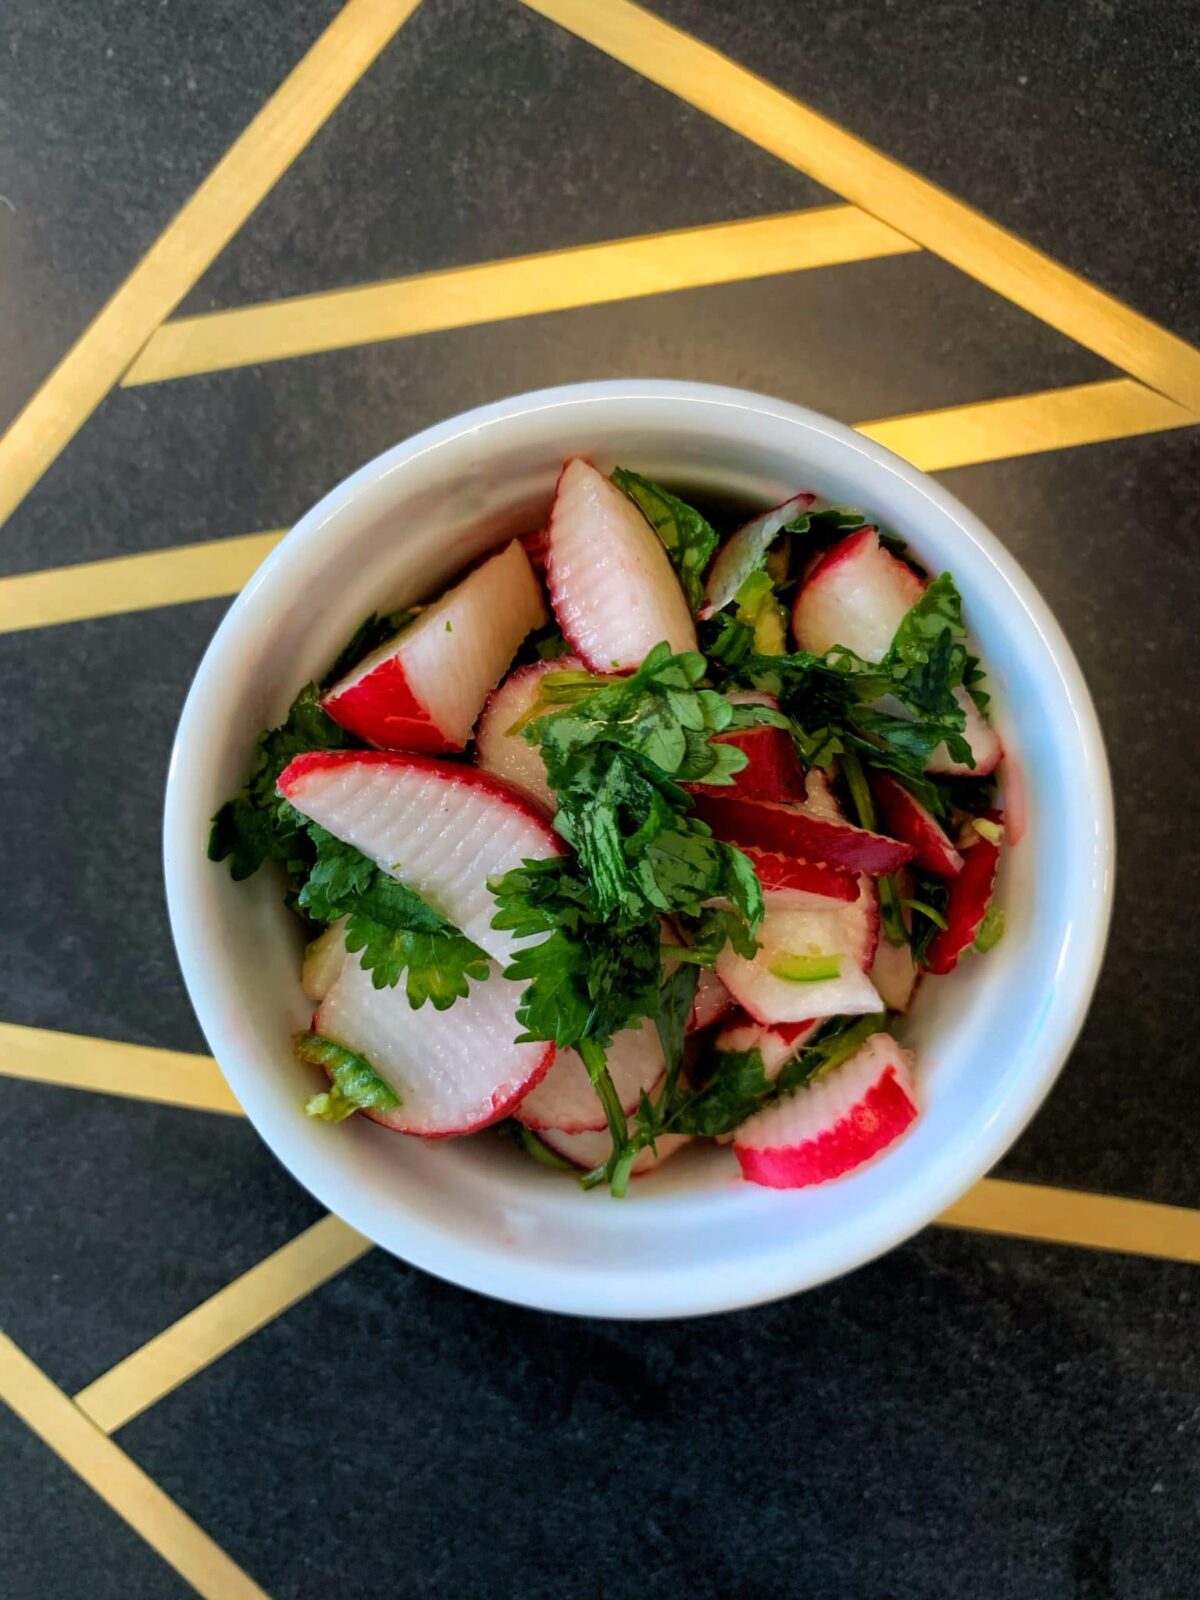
[164,380,1113,1318]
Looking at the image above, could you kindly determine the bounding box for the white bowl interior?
[165,382,1112,1318]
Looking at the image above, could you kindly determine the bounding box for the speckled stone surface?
[2,0,1199,1595]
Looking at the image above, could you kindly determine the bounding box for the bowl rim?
[164,378,1115,1318]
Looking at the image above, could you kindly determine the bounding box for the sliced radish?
[277,751,564,966]
[716,907,884,1024]
[691,793,914,876]
[689,967,734,1033]
[321,540,545,753]
[792,526,922,660]
[870,933,920,1012]
[701,490,817,617]
[302,919,348,1003]
[515,1016,666,1134]
[473,655,583,812]
[742,849,859,907]
[924,819,1003,975]
[792,528,1000,775]
[688,723,806,804]
[715,1011,822,1077]
[871,772,963,876]
[518,526,550,576]
[538,1122,690,1178]
[314,951,554,1137]
[733,1032,917,1188]
[545,458,697,672]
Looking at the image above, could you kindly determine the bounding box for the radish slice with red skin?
[545,458,696,672]
[518,527,550,576]
[473,655,584,812]
[278,751,564,967]
[691,792,914,876]
[685,723,806,804]
[716,906,884,1024]
[792,527,922,661]
[792,528,1001,776]
[322,540,545,753]
[733,1032,917,1188]
[314,952,554,1137]
[515,1017,666,1134]
[740,848,859,907]
[715,1012,822,1077]
[689,967,734,1033]
[538,1121,691,1177]
[924,819,1003,975]
[871,772,963,877]
[701,491,817,617]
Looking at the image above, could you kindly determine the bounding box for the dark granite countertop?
[1,2,1197,1596]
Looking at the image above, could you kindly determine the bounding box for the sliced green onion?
[769,952,842,983]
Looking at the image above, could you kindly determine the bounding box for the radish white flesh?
[701,491,816,616]
[277,752,564,966]
[792,528,1000,775]
[870,933,920,1012]
[322,540,546,752]
[545,458,697,672]
[716,907,884,1024]
[734,1032,917,1188]
[793,527,922,660]
[473,655,583,812]
[302,919,348,1003]
[715,1012,822,1077]
[925,691,1003,777]
[515,1017,666,1133]
[690,967,734,1033]
[315,951,553,1137]
[538,1122,690,1177]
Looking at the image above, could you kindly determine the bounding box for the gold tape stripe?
[122,206,917,384]
[0,1332,270,1600]
[2,379,1194,637]
[65,1179,1198,1439]
[0,531,285,634]
[74,1217,370,1434]
[0,0,420,532]
[938,1178,1200,1264]
[857,376,1194,472]
[0,1022,242,1116]
[516,0,1200,413]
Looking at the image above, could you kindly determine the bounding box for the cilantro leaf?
[520,644,771,933]
[611,468,718,611]
[298,829,489,1009]
[491,857,662,1048]
[295,1031,400,1122]
[208,685,348,881]
[671,1013,885,1138]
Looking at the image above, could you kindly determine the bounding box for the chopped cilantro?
[299,829,489,1009]
[611,468,719,611]
[207,685,347,882]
